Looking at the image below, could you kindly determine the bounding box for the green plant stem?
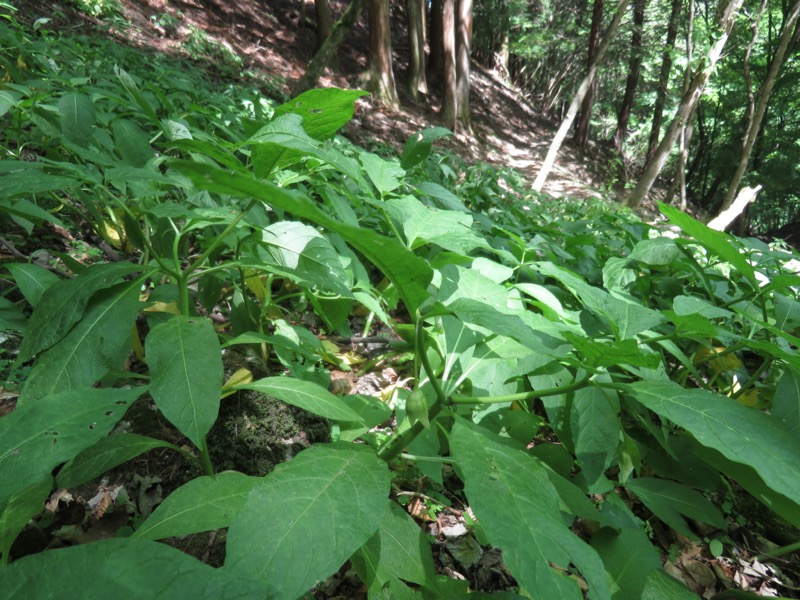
[753,539,800,561]
[416,312,446,406]
[198,437,214,476]
[450,376,592,405]
[399,452,455,464]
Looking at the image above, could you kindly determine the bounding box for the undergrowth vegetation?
[2,9,800,599]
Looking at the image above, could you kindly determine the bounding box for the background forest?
[2,0,800,598]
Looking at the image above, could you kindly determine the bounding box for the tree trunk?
[406,0,428,100]
[646,0,682,162]
[314,0,333,50]
[614,0,645,151]
[532,0,630,192]
[295,0,367,95]
[455,0,473,131]
[442,0,457,129]
[429,0,445,79]
[574,0,604,148]
[719,0,800,211]
[367,0,399,106]
[623,0,744,208]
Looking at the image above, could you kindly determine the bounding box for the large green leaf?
[273,88,368,140]
[773,366,800,435]
[641,569,697,599]
[173,160,433,314]
[0,386,144,507]
[146,316,223,449]
[626,477,726,540]
[625,380,800,505]
[570,384,620,489]
[17,262,142,363]
[58,92,96,148]
[112,118,155,167]
[4,263,59,307]
[660,202,756,285]
[0,538,264,599]
[132,471,259,540]
[234,377,362,421]
[451,419,612,600]
[0,161,79,199]
[360,152,405,196]
[224,443,390,598]
[19,279,142,403]
[0,477,52,564]
[591,527,661,599]
[56,433,182,489]
[354,501,438,595]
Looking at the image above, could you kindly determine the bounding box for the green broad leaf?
[112,118,155,167]
[260,221,352,296]
[0,386,143,507]
[273,88,368,140]
[58,92,95,148]
[0,538,264,598]
[773,366,800,434]
[224,443,391,599]
[19,279,142,403]
[0,89,20,118]
[451,419,612,600]
[173,160,433,314]
[415,181,469,212]
[625,380,800,506]
[132,471,259,541]
[115,66,161,128]
[0,477,52,564]
[234,377,362,421]
[641,569,697,599]
[56,433,182,489]
[337,394,393,442]
[385,196,488,254]
[360,152,405,196]
[625,477,725,540]
[0,296,27,332]
[146,316,223,449]
[356,501,438,594]
[591,527,661,599]
[570,385,621,489]
[774,294,800,334]
[17,262,142,363]
[672,295,731,319]
[629,237,681,266]
[659,203,756,285]
[401,127,452,169]
[565,333,661,369]
[5,263,60,307]
[0,161,78,199]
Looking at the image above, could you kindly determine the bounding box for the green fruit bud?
[406,388,430,429]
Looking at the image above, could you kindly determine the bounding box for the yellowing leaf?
[695,345,742,373]
[243,270,267,303]
[144,301,180,315]
[221,368,253,399]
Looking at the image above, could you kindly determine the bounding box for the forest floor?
[19,0,667,217]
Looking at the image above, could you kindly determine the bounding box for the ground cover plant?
[2,9,800,599]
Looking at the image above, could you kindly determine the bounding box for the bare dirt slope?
[21,0,622,201]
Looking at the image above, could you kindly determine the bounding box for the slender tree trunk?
[295,0,367,95]
[407,0,429,100]
[575,0,604,148]
[442,0,457,129]
[646,0,682,162]
[532,0,630,192]
[314,0,333,50]
[719,0,800,211]
[429,0,445,80]
[623,0,744,208]
[614,0,646,150]
[455,0,473,130]
[367,0,399,106]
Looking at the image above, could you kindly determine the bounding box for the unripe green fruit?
[406,388,430,429]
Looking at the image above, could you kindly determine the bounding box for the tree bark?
[442,0,457,129]
[646,0,682,162]
[429,0,445,79]
[314,0,333,50]
[623,0,744,208]
[532,0,630,192]
[455,0,473,131]
[719,0,800,211]
[367,0,399,106]
[295,0,367,95]
[574,0,604,148]
[613,0,646,151]
[406,0,428,100]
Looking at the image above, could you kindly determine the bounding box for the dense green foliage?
[2,7,800,599]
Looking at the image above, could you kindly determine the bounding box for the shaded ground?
[20,0,633,205]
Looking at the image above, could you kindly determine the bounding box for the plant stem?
[450,376,591,405]
[753,539,800,561]
[399,452,455,464]
[198,437,214,476]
